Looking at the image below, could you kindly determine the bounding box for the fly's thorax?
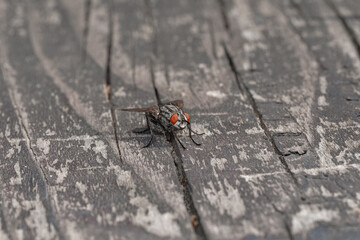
[159,104,188,130]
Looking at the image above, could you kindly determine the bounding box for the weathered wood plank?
[222,0,360,239]
[0,2,66,239]
[142,0,306,239]
[0,59,53,240]
[60,0,197,239]
[1,0,359,239]
[1,0,194,239]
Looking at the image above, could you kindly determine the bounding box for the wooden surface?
[0,0,359,239]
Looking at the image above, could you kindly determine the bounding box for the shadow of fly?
[120,100,203,148]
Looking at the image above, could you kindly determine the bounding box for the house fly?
[121,100,203,148]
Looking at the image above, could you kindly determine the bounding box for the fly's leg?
[174,133,186,149]
[154,119,170,141]
[188,123,204,135]
[190,128,204,135]
[142,115,154,148]
[188,123,201,146]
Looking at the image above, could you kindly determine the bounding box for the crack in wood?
[105,1,114,96]
[144,1,207,238]
[149,73,208,239]
[221,43,243,94]
[1,67,65,239]
[217,0,231,33]
[273,132,303,137]
[169,136,207,240]
[282,150,308,156]
[105,0,122,161]
[222,43,300,187]
[325,0,360,61]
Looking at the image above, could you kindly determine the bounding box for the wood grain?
[0,0,359,239]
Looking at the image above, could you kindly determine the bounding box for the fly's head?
[159,104,190,130]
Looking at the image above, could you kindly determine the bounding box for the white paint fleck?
[292,205,339,234]
[319,76,327,94]
[130,196,181,238]
[317,96,329,106]
[315,125,336,167]
[46,158,71,184]
[114,86,126,97]
[335,149,347,164]
[206,90,226,99]
[203,179,245,219]
[76,182,88,194]
[5,148,15,159]
[10,162,22,185]
[249,90,267,102]
[236,164,360,180]
[45,129,56,136]
[254,148,273,163]
[227,130,238,134]
[36,138,50,155]
[55,164,69,184]
[76,182,93,211]
[114,168,136,190]
[245,127,263,134]
[242,29,261,41]
[205,220,259,239]
[210,158,227,170]
[238,149,248,161]
[81,137,108,159]
[301,163,359,175]
[281,95,292,104]
[343,198,358,209]
[320,186,332,197]
[232,155,238,164]
[5,123,11,138]
[93,140,107,159]
[45,0,61,25]
[65,221,84,240]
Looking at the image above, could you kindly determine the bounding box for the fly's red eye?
[184,113,190,122]
[170,113,178,124]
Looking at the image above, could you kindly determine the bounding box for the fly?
[121,99,203,148]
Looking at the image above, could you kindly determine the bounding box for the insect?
[121,99,203,148]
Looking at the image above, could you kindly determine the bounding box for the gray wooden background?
[0,0,359,239]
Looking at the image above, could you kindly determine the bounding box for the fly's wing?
[165,99,184,109]
[121,105,159,115]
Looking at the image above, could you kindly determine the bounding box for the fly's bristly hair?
[120,99,202,148]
